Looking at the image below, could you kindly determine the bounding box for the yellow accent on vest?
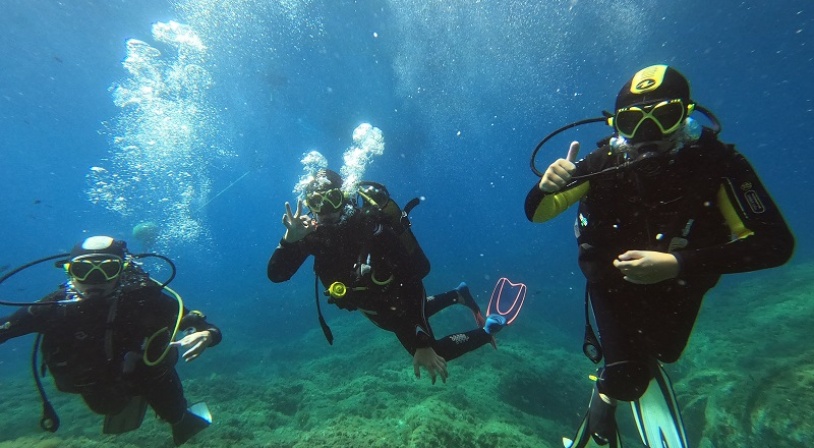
[532,182,590,223]
[717,185,754,239]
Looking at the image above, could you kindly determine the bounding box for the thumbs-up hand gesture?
[538,141,580,193]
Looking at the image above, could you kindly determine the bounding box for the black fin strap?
[315,272,334,345]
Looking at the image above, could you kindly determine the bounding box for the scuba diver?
[267,168,507,384]
[524,65,794,447]
[0,236,222,446]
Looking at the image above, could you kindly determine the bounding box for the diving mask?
[612,99,694,141]
[305,188,344,214]
[66,256,124,284]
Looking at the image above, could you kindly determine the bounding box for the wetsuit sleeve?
[410,294,433,350]
[674,152,795,278]
[0,307,38,343]
[178,308,223,347]
[524,154,598,223]
[524,181,589,222]
[267,238,310,282]
[0,291,62,343]
[391,281,433,351]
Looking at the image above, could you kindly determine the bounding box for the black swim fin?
[172,402,212,446]
[563,388,623,448]
[103,395,148,434]
[631,364,689,448]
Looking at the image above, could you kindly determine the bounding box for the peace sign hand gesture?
[282,199,316,243]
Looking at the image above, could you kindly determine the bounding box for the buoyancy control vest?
[356,182,430,279]
[315,182,431,345]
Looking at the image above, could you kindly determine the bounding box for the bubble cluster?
[294,123,385,198]
[87,21,226,247]
[294,151,329,195]
[341,123,385,195]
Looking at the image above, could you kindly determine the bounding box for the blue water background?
[0,0,811,431]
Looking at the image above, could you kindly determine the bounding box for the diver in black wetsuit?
[524,65,794,446]
[268,169,507,384]
[0,236,222,446]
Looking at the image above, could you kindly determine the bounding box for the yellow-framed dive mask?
[65,257,124,284]
[305,188,344,214]
[610,99,695,140]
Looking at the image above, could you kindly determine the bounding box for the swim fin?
[631,364,689,448]
[563,388,623,448]
[172,402,212,446]
[103,395,148,434]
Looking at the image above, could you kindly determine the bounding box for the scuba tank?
[356,182,430,279]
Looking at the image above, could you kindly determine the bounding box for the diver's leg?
[586,381,621,446]
[140,368,187,423]
[431,328,494,361]
[140,368,210,446]
[426,282,485,326]
[572,281,650,446]
[80,382,130,415]
[640,283,707,364]
[424,290,458,317]
[589,281,653,401]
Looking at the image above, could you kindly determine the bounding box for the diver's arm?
[268,200,315,282]
[524,181,589,222]
[413,346,448,384]
[401,286,448,384]
[170,308,221,362]
[674,152,794,278]
[0,307,37,343]
[281,200,316,244]
[0,291,62,343]
[525,141,589,222]
[178,309,222,347]
[407,283,434,350]
[267,239,310,282]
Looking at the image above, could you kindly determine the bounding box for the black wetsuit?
[524,129,794,400]
[268,206,492,360]
[0,274,221,424]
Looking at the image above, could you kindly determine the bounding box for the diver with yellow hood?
[525,65,794,447]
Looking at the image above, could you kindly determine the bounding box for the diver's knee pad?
[597,361,651,401]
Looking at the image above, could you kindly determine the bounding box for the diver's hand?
[539,141,580,193]
[282,200,316,243]
[412,347,448,385]
[613,250,680,285]
[170,330,213,362]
